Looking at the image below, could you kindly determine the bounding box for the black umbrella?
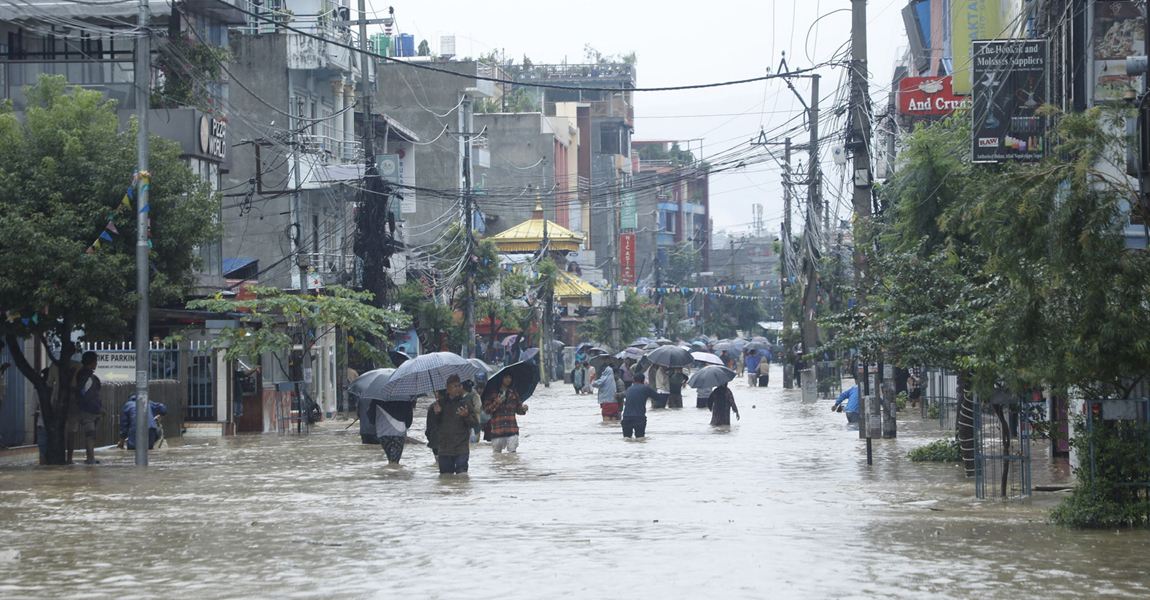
[482,361,540,403]
[645,345,694,368]
[688,366,737,389]
[389,350,411,367]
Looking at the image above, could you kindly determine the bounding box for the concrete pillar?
[344,85,356,161]
[331,81,345,160]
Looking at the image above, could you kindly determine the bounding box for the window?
[658,211,676,233]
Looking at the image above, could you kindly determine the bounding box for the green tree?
[186,286,409,371]
[152,31,232,111]
[418,40,431,56]
[0,75,222,463]
[581,288,653,345]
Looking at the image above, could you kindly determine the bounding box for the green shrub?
[927,402,941,420]
[894,391,908,411]
[907,437,962,462]
[1050,415,1150,528]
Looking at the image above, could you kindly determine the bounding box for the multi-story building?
[373,57,497,247]
[505,61,637,284]
[222,1,420,426]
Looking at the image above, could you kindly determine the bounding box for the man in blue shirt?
[745,351,761,386]
[621,373,658,438]
[833,385,860,424]
[117,395,169,451]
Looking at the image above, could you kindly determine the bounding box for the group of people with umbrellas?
[577,341,742,437]
[350,352,538,474]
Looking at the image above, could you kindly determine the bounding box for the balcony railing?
[300,133,363,164]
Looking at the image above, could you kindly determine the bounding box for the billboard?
[1092,2,1146,103]
[620,233,636,284]
[620,190,637,230]
[971,39,1049,163]
[898,76,969,115]
[951,0,1007,95]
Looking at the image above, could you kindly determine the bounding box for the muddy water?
[1,365,1148,599]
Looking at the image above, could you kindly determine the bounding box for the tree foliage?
[0,75,222,463]
[186,286,409,367]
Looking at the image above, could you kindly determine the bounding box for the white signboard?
[93,351,136,382]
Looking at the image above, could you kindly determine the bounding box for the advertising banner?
[620,190,637,230]
[620,233,636,284]
[971,39,1049,163]
[951,0,1006,95]
[898,76,969,115]
[1092,2,1145,103]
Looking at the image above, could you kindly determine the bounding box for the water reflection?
[0,366,1146,598]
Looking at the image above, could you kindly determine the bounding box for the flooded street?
[2,366,1149,599]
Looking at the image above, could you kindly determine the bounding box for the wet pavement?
[1,365,1148,599]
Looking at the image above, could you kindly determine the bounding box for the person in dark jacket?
[621,373,658,438]
[427,375,479,474]
[117,395,169,451]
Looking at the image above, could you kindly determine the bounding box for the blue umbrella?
[379,352,479,398]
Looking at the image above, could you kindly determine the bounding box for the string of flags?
[7,172,152,327]
[85,171,151,255]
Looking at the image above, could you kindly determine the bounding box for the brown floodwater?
[1,365,1147,599]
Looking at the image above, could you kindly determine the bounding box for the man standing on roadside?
[72,351,104,465]
[428,375,478,474]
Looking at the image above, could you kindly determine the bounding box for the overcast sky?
[378,0,910,235]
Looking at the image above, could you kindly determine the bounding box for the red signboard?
[620,233,636,284]
[898,76,969,115]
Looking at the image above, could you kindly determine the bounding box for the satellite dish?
[832,146,847,166]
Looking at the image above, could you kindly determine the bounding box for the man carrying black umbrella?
[427,375,479,474]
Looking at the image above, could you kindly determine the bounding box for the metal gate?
[974,393,1033,499]
[0,343,27,446]
[922,367,958,428]
[187,342,216,421]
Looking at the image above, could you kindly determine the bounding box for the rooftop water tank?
[396,33,415,57]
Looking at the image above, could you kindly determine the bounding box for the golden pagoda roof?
[489,219,585,253]
[554,272,600,305]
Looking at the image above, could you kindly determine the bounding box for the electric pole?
[462,102,476,359]
[133,0,151,466]
[357,0,374,160]
[800,75,821,359]
[782,136,793,389]
[607,185,620,350]
[851,0,884,446]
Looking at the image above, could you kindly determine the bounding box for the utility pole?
[800,75,821,360]
[293,97,310,434]
[357,0,374,161]
[607,185,620,350]
[540,188,550,386]
[851,0,882,444]
[462,101,476,359]
[782,137,793,389]
[133,0,151,466]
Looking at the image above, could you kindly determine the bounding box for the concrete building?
[373,57,497,247]
[222,1,425,426]
[473,111,576,239]
[505,61,637,285]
